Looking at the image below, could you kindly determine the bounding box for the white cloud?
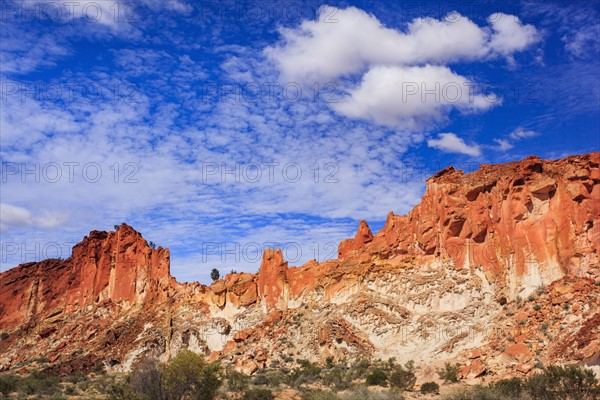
[265,6,538,131]
[333,64,498,129]
[0,203,33,231]
[427,133,482,156]
[508,127,538,140]
[266,6,540,83]
[493,138,514,151]
[487,13,541,56]
[0,203,69,232]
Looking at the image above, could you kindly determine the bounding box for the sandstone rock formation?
[0,224,171,331]
[0,153,598,380]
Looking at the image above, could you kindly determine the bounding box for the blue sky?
[1,0,599,283]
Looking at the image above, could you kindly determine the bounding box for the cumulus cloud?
[266,6,540,83]
[427,133,482,156]
[333,64,497,130]
[266,6,538,130]
[487,13,541,57]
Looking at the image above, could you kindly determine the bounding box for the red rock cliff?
[0,224,171,330]
[0,153,598,375]
[340,153,599,298]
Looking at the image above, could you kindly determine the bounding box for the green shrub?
[0,374,20,397]
[253,371,269,386]
[341,386,403,400]
[286,359,322,387]
[388,361,416,391]
[444,385,500,400]
[241,388,275,400]
[437,362,461,383]
[351,358,371,379]
[365,368,387,386]
[420,381,439,394]
[163,350,221,400]
[266,370,285,387]
[443,365,599,400]
[322,367,351,391]
[491,378,523,398]
[227,370,249,392]
[18,371,60,395]
[124,350,221,400]
[0,333,9,341]
[301,389,339,400]
[524,365,598,400]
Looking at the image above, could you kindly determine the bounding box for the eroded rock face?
[0,224,171,331]
[0,153,598,378]
[355,153,600,299]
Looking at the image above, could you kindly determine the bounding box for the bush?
[322,367,351,391]
[286,360,322,387]
[443,365,599,400]
[341,386,403,400]
[227,370,249,392]
[491,378,523,398]
[444,385,500,400]
[524,365,598,400]
[301,390,339,400]
[420,381,440,394]
[123,350,222,400]
[253,371,269,386]
[437,362,460,383]
[163,350,221,400]
[0,374,20,397]
[266,370,285,387]
[18,371,60,395]
[0,333,9,341]
[241,388,275,400]
[388,361,416,391]
[365,368,387,386]
[350,358,371,379]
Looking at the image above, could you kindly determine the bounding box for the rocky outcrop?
[0,224,171,331]
[257,249,289,311]
[348,153,599,299]
[0,153,598,378]
[338,220,373,260]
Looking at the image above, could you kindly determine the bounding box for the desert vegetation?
[0,357,598,400]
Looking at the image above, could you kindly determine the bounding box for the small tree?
[437,362,460,383]
[389,361,416,391]
[366,368,387,386]
[210,268,220,281]
[123,351,222,400]
[163,350,222,400]
[148,241,156,249]
[129,357,166,400]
